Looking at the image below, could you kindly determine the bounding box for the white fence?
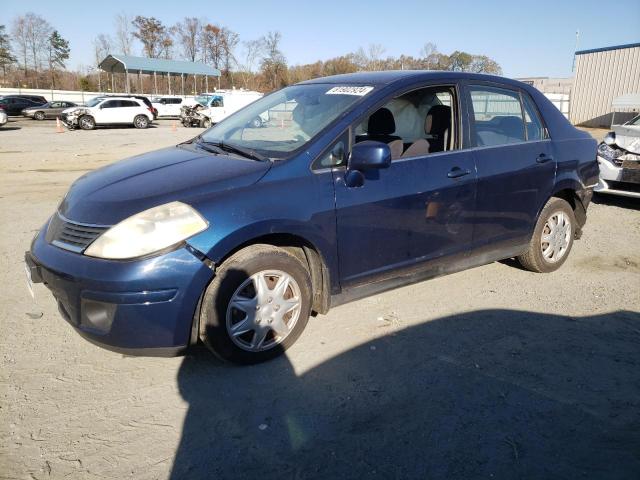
[0,87,197,105]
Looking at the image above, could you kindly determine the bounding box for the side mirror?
[348,141,392,171]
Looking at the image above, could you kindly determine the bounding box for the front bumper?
[596,156,640,198]
[27,222,215,356]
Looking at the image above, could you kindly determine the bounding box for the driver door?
[333,84,477,288]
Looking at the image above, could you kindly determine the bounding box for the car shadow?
[171,309,640,479]
[0,126,21,131]
[593,193,640,210]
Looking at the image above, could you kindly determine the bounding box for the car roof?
[298,70,527,89]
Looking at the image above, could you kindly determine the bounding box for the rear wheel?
[133,115,149,129]
[199,244,312,364]
[79,115,95,130]
[517,197,575,273]
[34,111,45,121]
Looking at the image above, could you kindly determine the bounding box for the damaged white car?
[596,114,640,198]
[61,97,153,130]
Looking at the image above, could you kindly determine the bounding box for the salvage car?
[22,101,77,120]
[596,113,640,198]
[25,71,598,364]
[61,97,154,130]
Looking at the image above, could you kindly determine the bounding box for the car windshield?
[200,84,375,159]
[626,114,640,126]
[85,98,102,107]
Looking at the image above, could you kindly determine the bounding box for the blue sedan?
[26,71,598,364]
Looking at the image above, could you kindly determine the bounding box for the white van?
[195,89,266,126]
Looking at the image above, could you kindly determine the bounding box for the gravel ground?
[1,118,639,479]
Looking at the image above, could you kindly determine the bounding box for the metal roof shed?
[612,93,640,110]
[99,54,221,95]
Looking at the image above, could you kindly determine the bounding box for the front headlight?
[84,201,208,260]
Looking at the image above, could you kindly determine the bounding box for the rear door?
[465,83,555,251]
[333,83,477,287]
[119,100,142,123]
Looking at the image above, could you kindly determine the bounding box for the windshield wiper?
[200,140,267,162]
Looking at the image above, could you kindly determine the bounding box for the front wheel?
[79,115,95,130]
[133,115,149,129]
[34,111,46,121]
[517,197,576,273]
[200,117,211,128]
[199,244,312,364]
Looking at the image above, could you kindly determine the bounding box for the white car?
[0,109,7,127]
[596,114,640,198]
[151,96,186,117]
[61,97,154,130]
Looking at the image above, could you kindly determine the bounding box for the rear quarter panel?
[527,86,598,202]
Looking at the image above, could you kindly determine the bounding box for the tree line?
[0,12,502,94]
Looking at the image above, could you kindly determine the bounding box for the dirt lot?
[1,118,639,479]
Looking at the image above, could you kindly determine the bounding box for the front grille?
[45,213,109,253]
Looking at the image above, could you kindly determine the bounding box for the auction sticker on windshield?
[326,86,374,96]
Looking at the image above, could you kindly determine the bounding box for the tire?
[201,117,211,129]
[517,197,576,273]
[34,111,45,121]
[251,116,262,128]
[79,115,95,130]
[133,115,149,129]
[199,244,312,364]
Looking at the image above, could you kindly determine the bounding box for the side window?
[312,133,347,170]
[50,102,61,108]
[354,86,457,159]
[102,100,118,108]
[522,93,547,141]
[469,86,525,146]
[122,100,138,108]
[211,97,223,108]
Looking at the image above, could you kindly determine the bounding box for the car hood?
[62,106,86,114]
[611,125,640,154]
[59,145,271,225]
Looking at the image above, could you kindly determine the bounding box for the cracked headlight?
[84,201,208,260]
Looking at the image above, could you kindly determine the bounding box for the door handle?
[536,154,553,164]
[447,167,471,179]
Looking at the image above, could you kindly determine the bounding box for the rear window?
[470,87,525,146]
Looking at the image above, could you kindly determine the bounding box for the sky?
[2,0,639,78]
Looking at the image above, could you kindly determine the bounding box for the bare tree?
[93,34,112,91]
[11,17,28,77]
[260,31,286,90]
[237,39,263,88]
[173,17,201,61]
[114,13,134,55]
[132,16,172,58]
[367,44,385,71]
[420,42,441,69]
[20,13,52,88]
